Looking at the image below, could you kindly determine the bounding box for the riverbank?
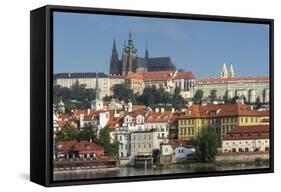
[154,158,269,170]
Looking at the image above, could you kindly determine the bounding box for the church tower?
[91,73,103,111]
[110,39,120,75]
[221,63,228,78]
[122,30,138,75]
[229,63,235,78]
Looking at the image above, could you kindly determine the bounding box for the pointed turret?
[95,72,101,100]
[221,62,228,78]
[229,63,235,78]
[110,39,120,75]
[112,38,117,52]
[145,41,149,59]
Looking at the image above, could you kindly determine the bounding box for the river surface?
[53,165,269,181]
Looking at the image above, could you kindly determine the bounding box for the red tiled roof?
[106,117,123,129]
[174,71,195,79]
[197,76,269,84]
[179,103,268,118]
[223,125,269,140]
[143,70,176,81]
[56,140,104,152]
[146,111,173,123]
[126,73,144,80]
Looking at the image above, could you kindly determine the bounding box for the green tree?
[209,90,217,102]
[56,124,77,141]
[172,87,186,110]
[193,89,203,103]
[95,127,119,157]
[193,126,219,163]
[256,96,262,109]
[96,127,111,146]
[111,83,134,102]
[231,96,240,104]
[76,124,97,142]
[105,140,119,157]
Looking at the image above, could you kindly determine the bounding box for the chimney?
[87,108,90,115]
[155,108,159,113]
[171,108,175,113]
[160,108,165,113]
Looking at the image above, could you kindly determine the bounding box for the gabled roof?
[56,140,104,152]
[179,103,269,118]
[223,125,269,140]
[146,111,173,123]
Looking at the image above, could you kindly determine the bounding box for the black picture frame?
[30,5,274,187]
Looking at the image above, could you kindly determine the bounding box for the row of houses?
[53,102,270,165]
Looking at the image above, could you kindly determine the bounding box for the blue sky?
[53,11,270,78]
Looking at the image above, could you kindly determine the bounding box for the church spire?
[95,73,101,100]
[221,62,228,78]
[229,63,235,78]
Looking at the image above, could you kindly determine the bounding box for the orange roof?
[179,103,268,118]
[197,76,269,84]
[56,140,104,152]
[143,70,176,81]
[126,73,144,80]
[106,117,123,129]
[223,125,269,140]
[174,71,195,79]
[146,111,173,123]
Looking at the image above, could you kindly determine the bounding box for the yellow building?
[177,103,269,140]
[125,73,145,94]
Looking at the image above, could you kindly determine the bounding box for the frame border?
[31,4,274,187]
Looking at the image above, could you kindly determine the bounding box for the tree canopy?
[55,124,77,142]
[193,89,204,103]
[193,126,219,163]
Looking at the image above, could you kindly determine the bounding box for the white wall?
[0,0,280,192]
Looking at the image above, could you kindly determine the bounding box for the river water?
[53,165,269,181]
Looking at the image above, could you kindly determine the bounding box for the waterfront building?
[177,103,269,140]
[55,140,104,159]
[130,130,162,158]
[221,125,269,153]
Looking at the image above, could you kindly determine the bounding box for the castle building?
[109,31,176,76]
[192,63,270,103]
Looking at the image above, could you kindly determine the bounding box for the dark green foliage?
[53,81,96,111]
[255,96,262,109]
[193,126,219,163]
[55,124,77,142]
[95,127,119,157]
[193,89,203,103]
[76,124,97,142]
[111,83,134,102]
[172,87,186,110]
[209,90,217,102]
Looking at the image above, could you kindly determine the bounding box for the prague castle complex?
[54,31,270,103]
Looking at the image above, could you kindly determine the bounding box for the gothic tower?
[91,73,103,110]
[229,63,235,78]
[122,30,138,75]
[110,39,120,75]
[221,63,228,78]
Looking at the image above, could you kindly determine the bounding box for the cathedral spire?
[112,38,117,52]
